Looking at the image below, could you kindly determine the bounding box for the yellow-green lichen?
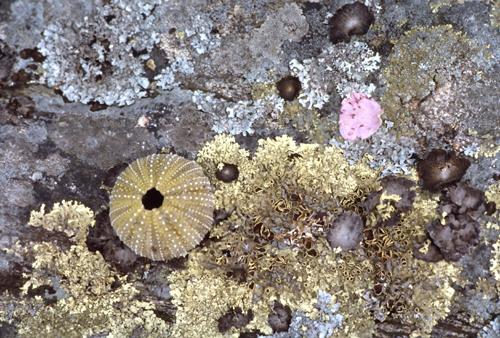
[363,191,457,337]
[4,201,170,338]
[28,200,95,244]
[491,239,500,282]
[167,135,461,337]
[381,25,474,135]
[168,251,269,337]
[408,260,458,337]
[485,181,500,208]
[491,0,500,28]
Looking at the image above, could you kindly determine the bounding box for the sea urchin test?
[109,154,215,261]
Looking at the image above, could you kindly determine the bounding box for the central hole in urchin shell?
[142,187,164,210]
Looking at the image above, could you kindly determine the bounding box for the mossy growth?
[160,135,463,337]
[1,201,169,338]
[380,25,474,136]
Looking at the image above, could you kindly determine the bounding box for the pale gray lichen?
[330,121,417,176]
[289,41,380,110]
[38,1,164,105]
[328,42,381,98]
[480,316,500,338]
[259,291,343,338]
[185,14,221,55]
[38,1,159,105]
[289,58,330,110]
[0,0,97,50]
[37,0,202,106]
[155,57,194,91]
[192,90,280,136]
[247,3,309,64]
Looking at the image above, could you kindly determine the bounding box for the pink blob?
[339,92,383,141]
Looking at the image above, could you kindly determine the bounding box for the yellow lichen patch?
[381,25,474,135]
[199,135,378,201]
[197,134,252,210]
[492,239,500,282]
[275,249,375,337]
[18,283,167,338]
[28,200,94,244]
[485,181,500,208]
[365,193,437,261]
[408,260,458,337]
[250,81,276,100]
[5,201,170,337]
[478,142,500,158]
[492,0,500,28]
[362,191,458,337]
[168,251,270,337]
[175,135,467,336]
[21,243,116,298]
[168,245,375,337]
[183,135,386,335]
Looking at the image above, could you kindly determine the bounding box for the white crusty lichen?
[289,41,381,110]
[330,120,418,176]
[329,42,381,98]
[37,0,201,106]
[289,58,330,110]
[193,90,275,136]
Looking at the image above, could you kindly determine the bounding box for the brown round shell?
[276,76,301,101]
[416,149,470,192]
[329,2,375,44]
[109,154,214,261]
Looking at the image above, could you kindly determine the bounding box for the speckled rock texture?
[0,0,499,337]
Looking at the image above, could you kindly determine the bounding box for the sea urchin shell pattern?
[109,154,215,261]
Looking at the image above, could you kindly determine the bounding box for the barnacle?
[109,154,215,261]
[329,2,375,44]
